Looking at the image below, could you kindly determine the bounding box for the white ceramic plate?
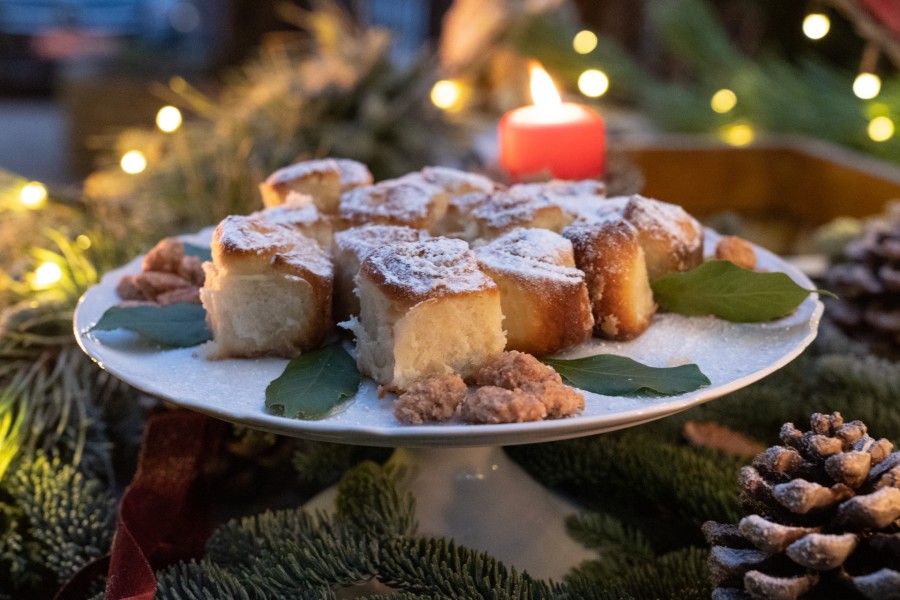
[73,228,822,447]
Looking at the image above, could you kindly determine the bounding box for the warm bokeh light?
[802,13,831,40]
[19,182,47,208]
[720,122,755,146]
[529,63,561,108]
[573,30,598,54]
[34,262,62,288]
[430,80,463,111]
[853,73,882,100]
[76,234,92,250]
[578,69,609,98]
[156,105,183,132]
[868,116,895,142]
[120,150,147,174]
[711,88,737,114]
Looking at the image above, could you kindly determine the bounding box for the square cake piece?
[347,237,506,391]
[475,228,593,356]
[332,224,429,322]
[259,158,372,213]
[200,215,333,358]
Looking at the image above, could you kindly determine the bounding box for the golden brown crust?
[471,190,572,240]
[259,158,372,212]
[332,224,429,320]
[715,235,757,270]
[359,237,495,306]
[622,195,703,280]
[564,221,656,341]
[338,180,449,230]
[475,229,593,355]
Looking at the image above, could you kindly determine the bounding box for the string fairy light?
[156,106,183,133]
[18,182,47,208]
[710,89,738,114]
[120,150,147,175]
[578,69,609,98]
[802,12,831,40]
[854,44,882,100]
[33,262,62,288]
[430,80,464,111]
[868,116,895,142]
[573,30,598,54]
[719,122,755,147]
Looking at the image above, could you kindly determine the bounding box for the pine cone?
[825,203,900,357]
[704,412,900,599]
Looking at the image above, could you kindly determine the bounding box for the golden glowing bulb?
[803,13,830,40]
[529,63,561,108]
[34,262,62,288]
[711,88,737,114]
[720,122,755,147]
[572,30,598,54]
[156,105,183,132]
[430,80,462,111]
[578,69,609,98]
[19,182,47,208]
[868,116,895,142]
[853,73,881,100]
[120,150,147,174]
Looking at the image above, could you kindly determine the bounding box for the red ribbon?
[55,410,226,600]
[861,0,900,38]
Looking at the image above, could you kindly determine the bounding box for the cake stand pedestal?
[306,445,595,581]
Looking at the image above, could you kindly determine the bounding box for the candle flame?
[529,62,561,108]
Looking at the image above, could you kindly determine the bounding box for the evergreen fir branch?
[565,547,709,600]
[0,500,44,594]
[376,537,561,600]
[155,561,255,600]
[292,440,355,486]
[206,508,324,568]
[507,431,744,527]
[6,453,116,585]
[564,511,654,575]
[335,461,417,540]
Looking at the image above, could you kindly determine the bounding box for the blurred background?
[1,0,895,184]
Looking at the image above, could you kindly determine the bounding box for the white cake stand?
[73,229,822,579]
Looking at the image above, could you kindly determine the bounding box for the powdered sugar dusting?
[476,228,584,285]
[416,166,497,195]
[277,238,333,279]
[624,194,703,249]
[472,191,559,229]
[215,215,331,277]
[339,181,443,226]
[265,158,339,185]
[335,159,373,190]
[215,215,298,256]
[362,237,494,301]
[252,195,320,227]
[334,224,429,259]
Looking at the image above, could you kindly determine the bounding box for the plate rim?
[73,228,823,447]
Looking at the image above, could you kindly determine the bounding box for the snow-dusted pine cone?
[704,412,900,599]
[825,204,900,357]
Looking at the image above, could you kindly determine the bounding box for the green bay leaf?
[543,354,710,396]
[651,260,815,322]
[266,344,360,420]
[90,303,210,347]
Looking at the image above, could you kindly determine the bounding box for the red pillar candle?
[499,64,606,181]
